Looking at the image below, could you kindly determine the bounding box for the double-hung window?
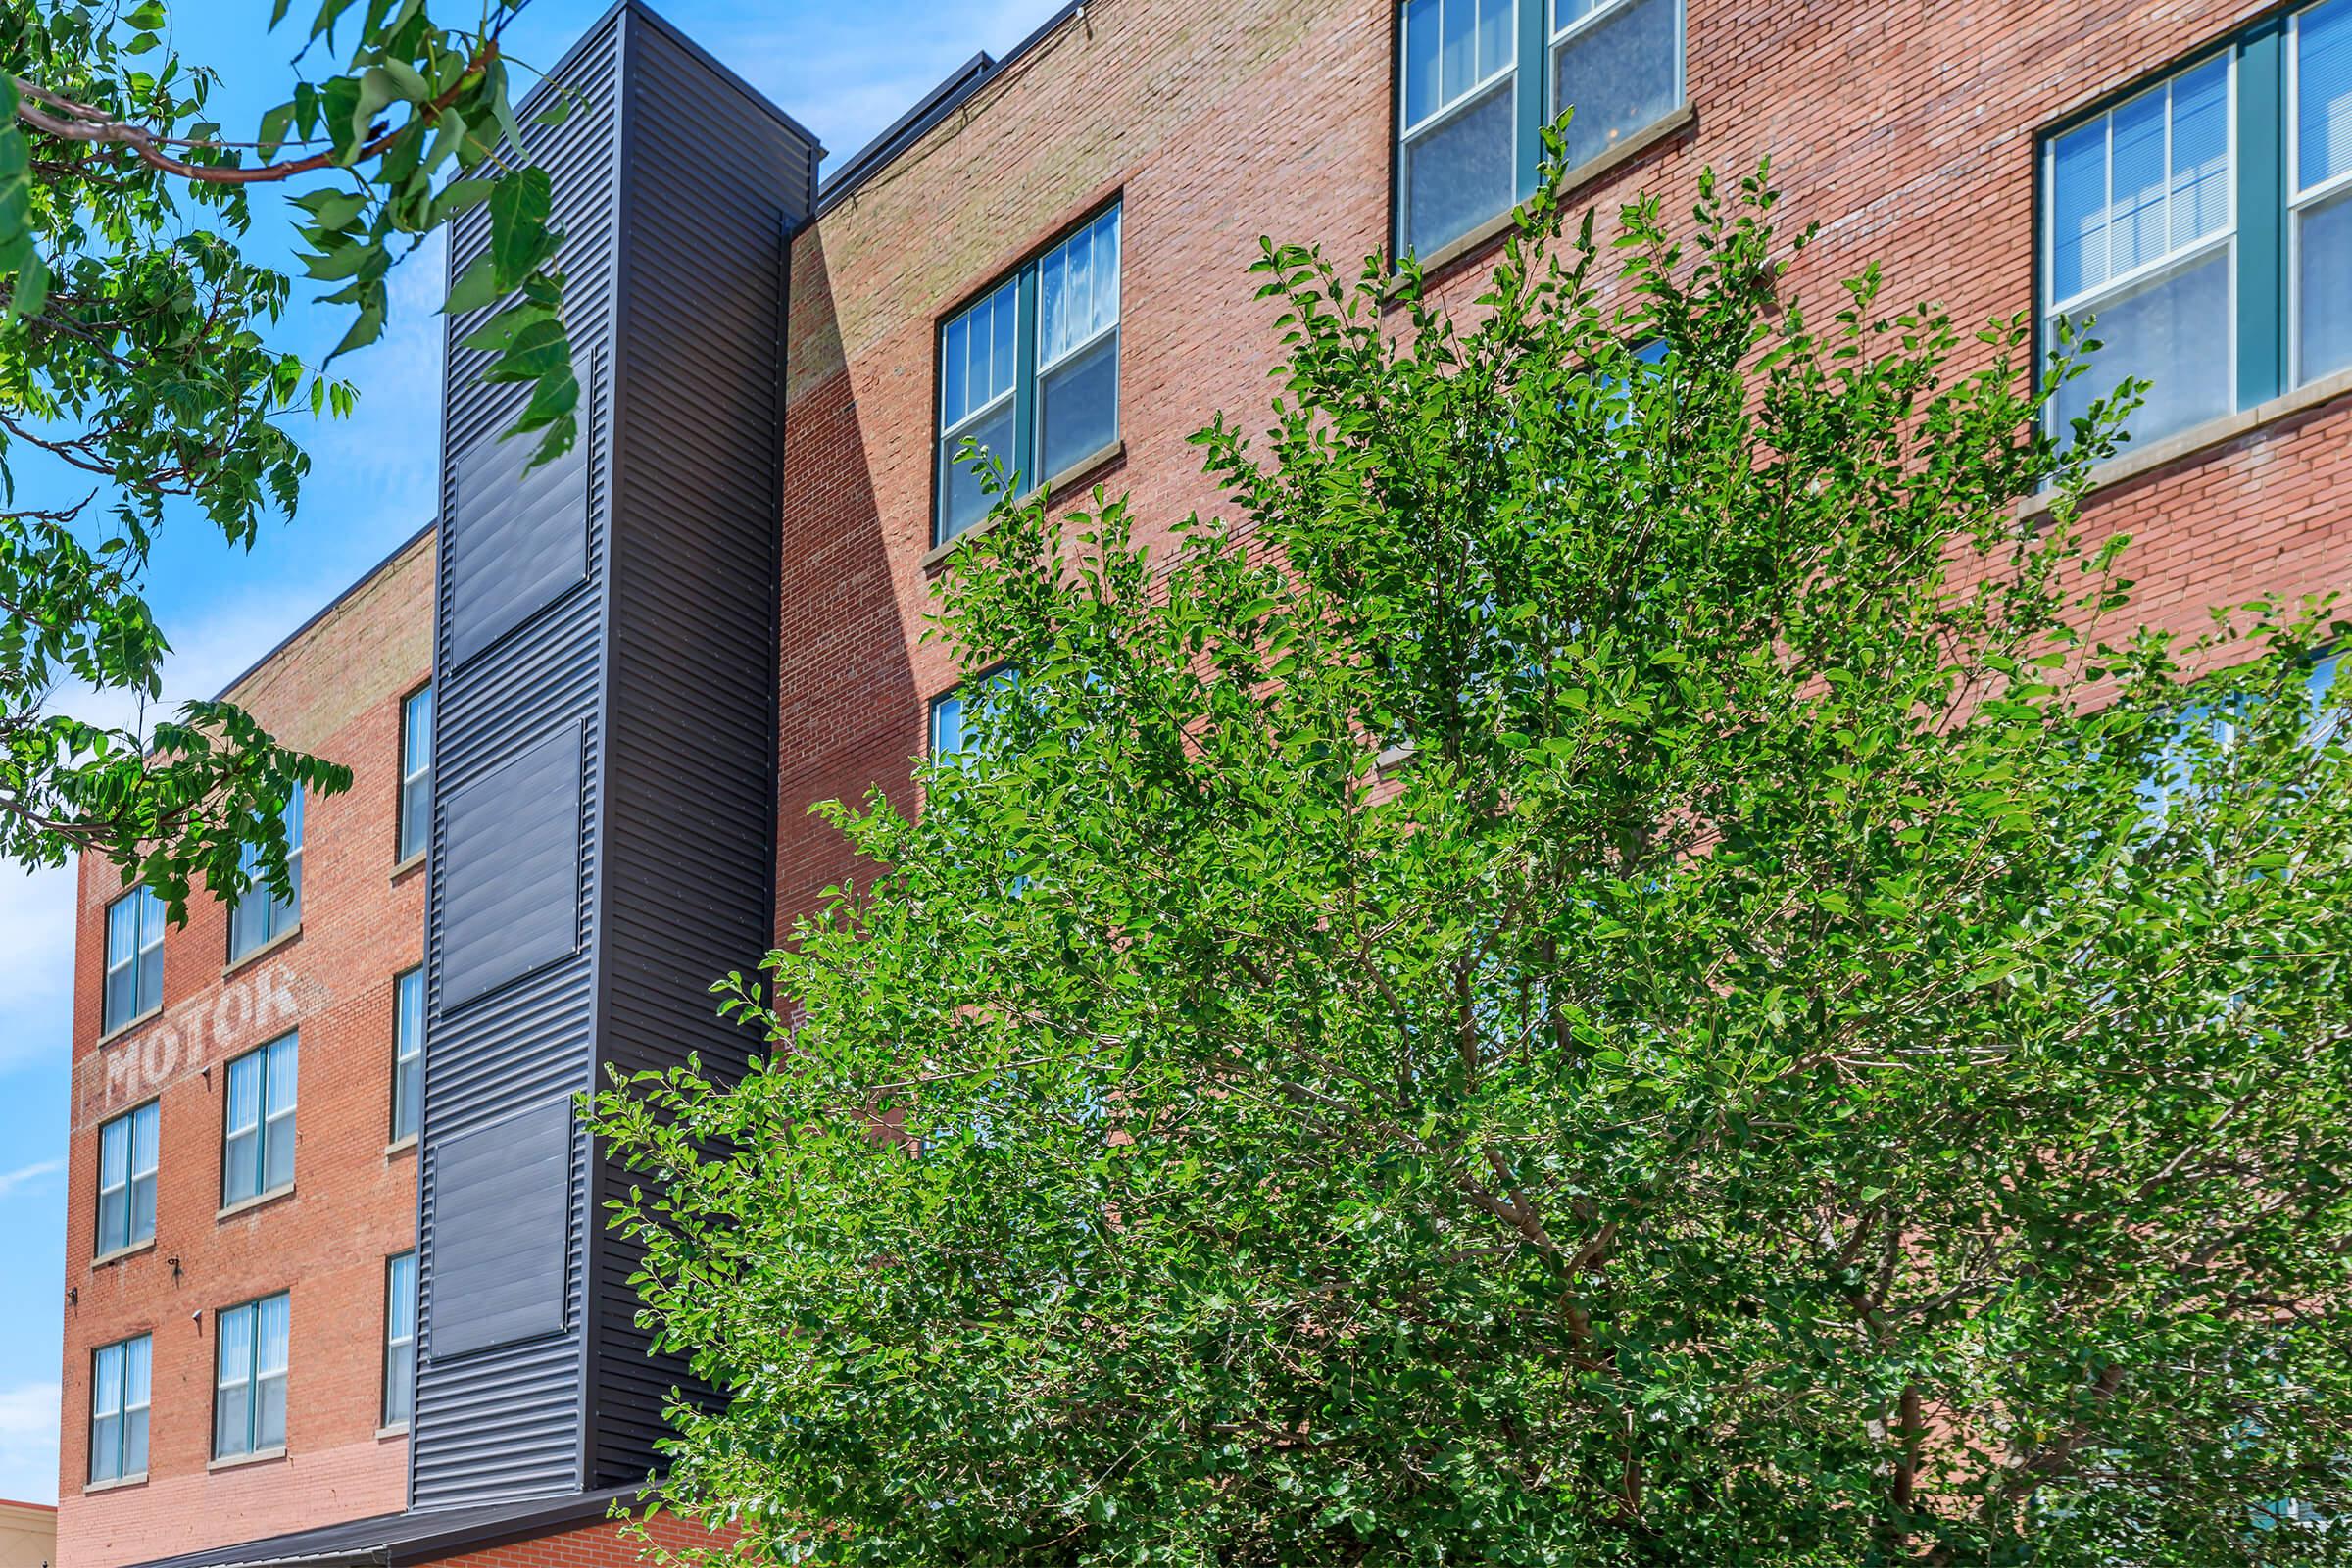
[2042,2,2352,452]
[228,789,303,961]
[399,684,433,864]
[1395,0,1687,258]
[96,1102,159,1256]
[935,204,1123,544]
[222,1032,297,1206]
[104,886,165,1032]
[383,1251,416,1427]
[89,1333,150,1484]
[2043,53,2235,446]
[2293,0,2352,380]
[929,667,1017,764]
[391,968,423,1144]
[215,1292,289,1458]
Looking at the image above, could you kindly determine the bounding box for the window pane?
[136,933,161,1016]
[2051,122,2110,301]
[104,966,132,1033]
[258,1295,289,1375]
[130,1170,155,1245]
[989,283,1017,409]
[1039,330,1121,481]
[125,1336,149,1409]
[93,1346,121,1418]
[265,1116,296,1191]
[1401,76,1515,256]
[2109,86,2169,275]
[2301,0,2352,191]
[1442,0,1477,102]
[267,1035,298,1116]
[216,1382,250,1457]
[123,1406,148,1476]
[2170,58,2230,246]
[225,1054,259,1134]
[106,900,135,970]
[394,969,424,1142]
[1477,0,1512,79]
[100,1117,127,1192]
[98,1188,127,1255]
[931,692,964,759]
[404,687,432,776]
[938,401,1017,542]
[1403,0,1441,125]
[2300,183,2352,381]
[131,1103,158,1178]
[1551,0,1680,172]
[2053,245,2234,445]
[90,1413,120,1483]
[258,1372,287,1451]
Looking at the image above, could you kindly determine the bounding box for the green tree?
[0,0,572,912]
[595,157,2352,1565]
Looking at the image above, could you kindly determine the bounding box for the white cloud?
[0,1161,62,1200]
[0,1382,58,1506]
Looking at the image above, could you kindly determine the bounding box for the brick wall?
[778,0,2352,931]
[430,1509,730,1568]
[55,527,435,1568]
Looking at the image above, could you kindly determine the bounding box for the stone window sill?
[208,1446,286,1474]
[385,1134,418,1159]
[83,1471,148,1494]
[1388,102,1698,293]
[2022,365,2352,516]
[921,439,1129,574]
[218,1183,296,1222]
[222,922,303,980]
[376,1422,410,1441]
[91,1238,157,1271]
[96,1005,165,1049]
[389,852,426,884]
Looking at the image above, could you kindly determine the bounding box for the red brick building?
[55,0,2351,1563]
[58,524,433,1567]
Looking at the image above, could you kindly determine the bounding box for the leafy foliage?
[0,0,572,909]
[596,153,2352,1565]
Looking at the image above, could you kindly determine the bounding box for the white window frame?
[2288,0,2352,384]
[96,1100,159,1257]
[383,1251,416,1428]
[103,887,164,1032]
[214,1292,290,1459]
[2040,53,2241,434]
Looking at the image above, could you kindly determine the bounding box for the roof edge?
[816,0,1089,213]
[213,517,436,705]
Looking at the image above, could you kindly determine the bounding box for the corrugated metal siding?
[416,0,624,1512]
[583,12,817,1491]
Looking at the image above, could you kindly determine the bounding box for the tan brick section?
[55,526,434,1568]
[779,0,2351,932]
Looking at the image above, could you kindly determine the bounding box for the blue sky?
[0,0,1064,1503]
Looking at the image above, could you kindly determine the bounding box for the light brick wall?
[55,528,434,1568]
[779,0,2352,930]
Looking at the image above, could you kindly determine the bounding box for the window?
[214,1293,289,1458]
[1396,0,1686,258]
[399,684,433,863]
[2042,54,2235,447]
[89,1333,150,1484]
[383,1251,416,1427]
[391,968,423,1144]
[96,1102,159,1257]
[2041,2,2352,450]
[228,788,303,961]
[1551,0,1684,172]
[222,1032,297,1206]
[936,204,1123,544]
[929,667,1017,763]
[2294,0,2352,381]
[104,887,165,1032]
